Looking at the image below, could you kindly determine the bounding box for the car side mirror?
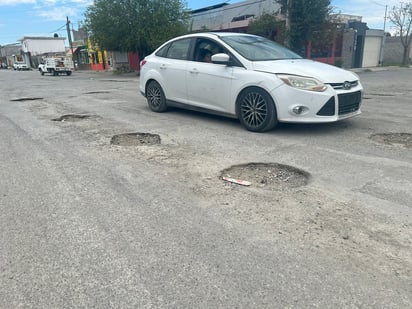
[211,53,230,65]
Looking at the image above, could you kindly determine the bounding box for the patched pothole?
[221,163,310,189]
[10,97,43,102]
[370,133,412,148]
[52,114,91,122]
[110,133,161,146]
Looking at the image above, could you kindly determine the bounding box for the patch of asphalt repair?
[110,133,161,146]
[220,162,310,189]
[370,133,412,148]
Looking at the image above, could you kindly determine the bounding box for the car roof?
[173,32,257,40]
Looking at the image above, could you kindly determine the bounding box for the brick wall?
[383,36,412,65]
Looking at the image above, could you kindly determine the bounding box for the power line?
[367,0,386,7]
[50,24,67,33]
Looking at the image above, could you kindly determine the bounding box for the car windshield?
[220,35,302,61]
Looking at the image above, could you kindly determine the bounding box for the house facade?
[191,0,281,32]
[20,36,66,68]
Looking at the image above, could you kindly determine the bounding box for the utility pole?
[285,0,291,48]
[66,16,75,67]
[378,5,388,66]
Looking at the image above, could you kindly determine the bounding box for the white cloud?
[37,6,77,21]
[0,0,35,5]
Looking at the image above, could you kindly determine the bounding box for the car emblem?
[343,81,352,90]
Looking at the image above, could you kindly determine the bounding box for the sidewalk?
[350,66,410,73]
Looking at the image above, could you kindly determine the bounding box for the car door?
[157,38,192,103]
[185,39,235,114]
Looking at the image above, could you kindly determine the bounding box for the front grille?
[329,81,359,90]
[338,91,362,114]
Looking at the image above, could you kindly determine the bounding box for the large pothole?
[110,133,161,146]
[370,133,412,148]
[221,163,310,189]
[52,114,91,122]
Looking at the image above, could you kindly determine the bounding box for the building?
[17,36,66,68]
[190,0,281,32]
[0,43,22,68]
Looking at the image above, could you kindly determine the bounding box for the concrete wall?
[341,29,356,69]
[383,36,412,65]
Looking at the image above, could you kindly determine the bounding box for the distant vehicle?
[12,54,30,70]
[38,56,74,76]
[140,32,363,132]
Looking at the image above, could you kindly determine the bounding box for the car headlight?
[277,74,327,92]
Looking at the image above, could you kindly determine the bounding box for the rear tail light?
[140,59,147,67]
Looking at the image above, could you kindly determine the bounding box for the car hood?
[251,59,359,83]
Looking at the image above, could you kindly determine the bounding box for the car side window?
[194,39,224,63]
[165,38,191,60]
[192,38,243,67]
[156,43,170,57]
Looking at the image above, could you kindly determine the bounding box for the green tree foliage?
[389,2,412,66]
[247,13,282,41]
[277,0,333,55]
[84,0,189,56]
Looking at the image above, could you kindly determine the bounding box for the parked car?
[139,32,363,132]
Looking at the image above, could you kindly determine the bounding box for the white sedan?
[139,32,363,132]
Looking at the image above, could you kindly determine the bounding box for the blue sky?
[0,0,398,45]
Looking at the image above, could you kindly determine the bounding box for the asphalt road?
[0,68,411,308]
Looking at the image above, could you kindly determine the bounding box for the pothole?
[369,93,396,97]
[52,114,91,122]
[10,97,43,102]
[370,133,412,148]
[221,163,310,189]
[84,91,111,94]
[100,80,130,83]
[110,133,161,146]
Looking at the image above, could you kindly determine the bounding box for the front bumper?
[272,83,363,123]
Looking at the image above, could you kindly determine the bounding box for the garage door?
[363,36,382,67]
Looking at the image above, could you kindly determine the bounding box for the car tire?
[236,87,278,132]
[66,71,72,76]
[146,80,167,112]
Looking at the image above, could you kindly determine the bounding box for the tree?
[247,13,282,41]
[84,0,189,57]
[389,2,412,66]
[277,0,333,57]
